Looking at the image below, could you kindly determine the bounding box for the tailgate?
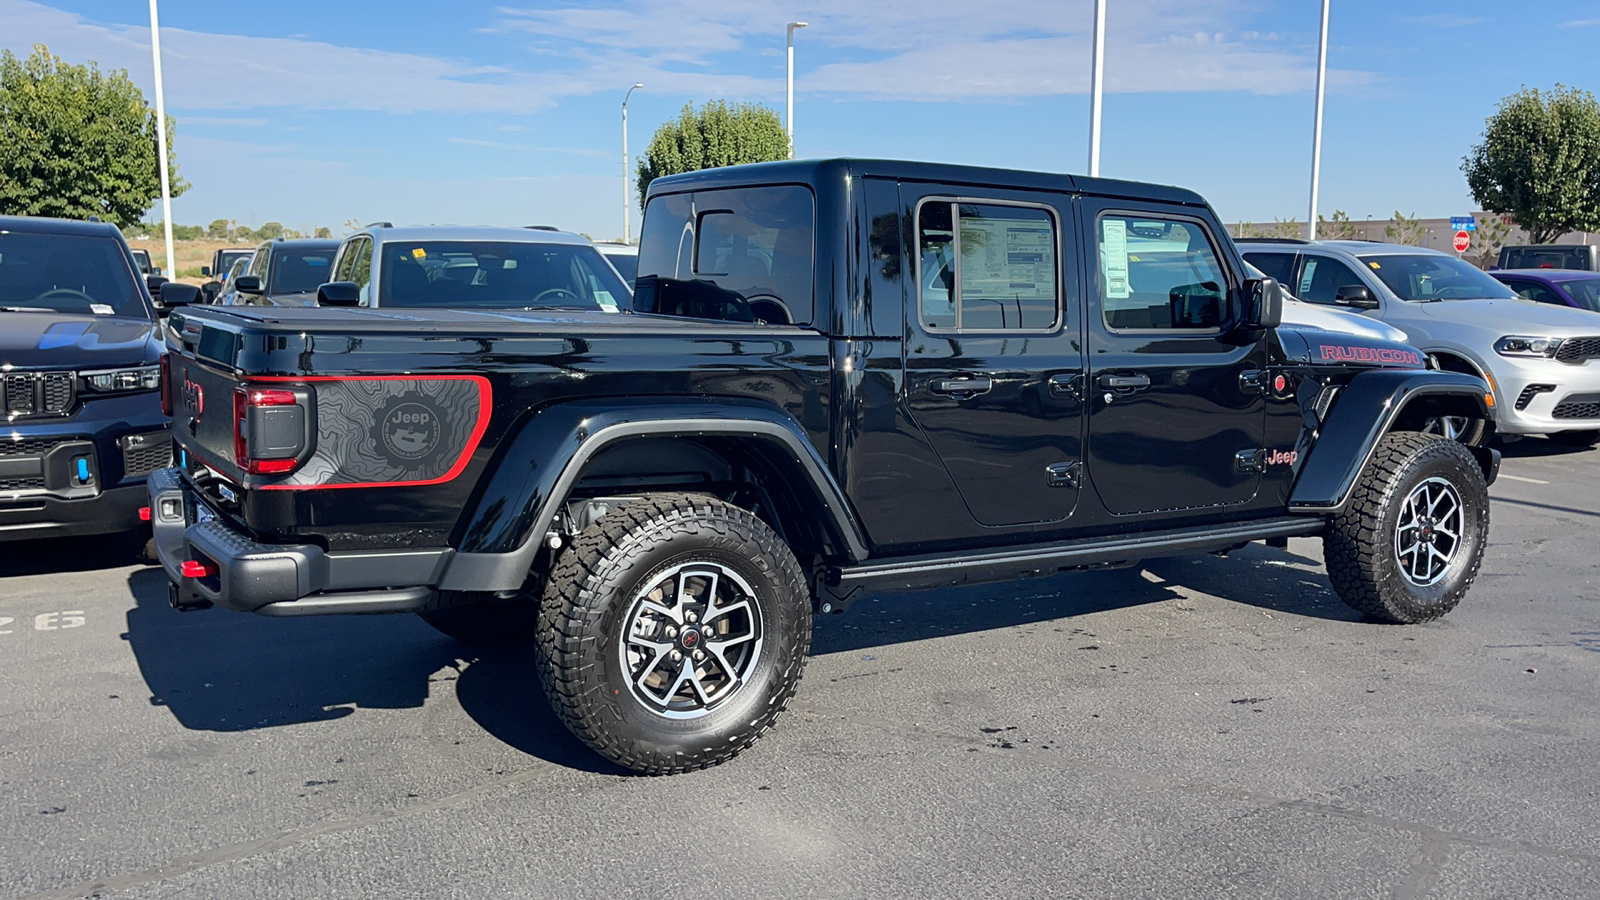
[165,312,491,492]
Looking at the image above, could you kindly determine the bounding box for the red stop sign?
[1453,230,1471,253]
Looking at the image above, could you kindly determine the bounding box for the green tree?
[256,221,285,240]
[170,223,202,240]
[1267,217,1302,240]
[1317,209,1359,240]
[234,225,254,242]
[1464,85,1600,244]
[0,45,186,227]
[1470,214,1513,269]
[1385,211,1426,246]
[313,226,331,239]
[207,218,230,239]
[635,100,790,209]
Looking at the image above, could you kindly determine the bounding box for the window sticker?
[594,290,618,312]
[90,303,115,315]
[1368,261,1382,269]
[958,216,1054,300]
[1101,218,1131,299]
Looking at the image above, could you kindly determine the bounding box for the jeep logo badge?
[373,394,442,466]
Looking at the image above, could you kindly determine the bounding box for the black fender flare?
[438,397,869,592]
[1289,369,1495,513]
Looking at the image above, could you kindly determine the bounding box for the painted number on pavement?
[0,612,87,635]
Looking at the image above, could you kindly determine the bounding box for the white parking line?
[1498,474,1551,485]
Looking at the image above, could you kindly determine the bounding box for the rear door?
[897,182,1086,527]
[1081,201,1268,516]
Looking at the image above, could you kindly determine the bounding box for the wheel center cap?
[678,627,702,651]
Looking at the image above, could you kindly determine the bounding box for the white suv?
[1242,239,1600,445]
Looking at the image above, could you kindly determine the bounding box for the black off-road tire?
[1549,429,1600,448]
[1325,431,1489,624]
[417,592,542,647]
[537,493,811,774]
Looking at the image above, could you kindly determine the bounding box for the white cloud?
[1561,18,1600,28]
[496,0,1377,99]
[0,0,590,113]
[2,0,1376,121]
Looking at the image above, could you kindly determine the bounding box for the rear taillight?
[233,387,306,475]
[159,354,172,417]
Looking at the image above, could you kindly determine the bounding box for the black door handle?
[931,376,993,396]
[1098,374,1151,390]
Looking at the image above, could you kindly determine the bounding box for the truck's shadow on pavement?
[124,543,1350,772]
[122,568,620,774]
[0,533,147,576]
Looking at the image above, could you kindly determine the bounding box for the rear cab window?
[915,199,1060,332]
[636,185,815,326]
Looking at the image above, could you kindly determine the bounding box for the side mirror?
[145,274,169,295]
[1240,277,1284,329]
[234,275,263,295]
[1334,284,1379,309]
[155,282,200,309]
[201,266,212,277]
[316,281,361,307]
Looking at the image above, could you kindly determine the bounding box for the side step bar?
[256,587,435,617]
[818,516,1325,611]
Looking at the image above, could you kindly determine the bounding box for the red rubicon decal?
[1317,345,1423,367]
[1264,449,1298,466]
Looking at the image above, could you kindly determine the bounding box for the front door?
[900,183,1086,528]
[1081,202,1268,516]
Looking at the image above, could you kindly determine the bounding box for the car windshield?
[0,231,148,318]
[378,241,630,311]
[1561,278,1600,313]
[602,249,638,288]
[268,248,337,294]
[1359,254,1518,302]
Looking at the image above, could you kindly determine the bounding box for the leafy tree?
[1464,85,1600,244]
[207,218,230,239]
[0,45,186,227]
[635,100,790,209]
[1385,210,1426,246]
[314,226,331,239]
[1317,209,1359,241]
[234,225,254,242]
[1470,214,1513,268]
[170,223,202,240]
[256,221,285,240]
[1229,221,1260,239]
[1267,218,1302,240]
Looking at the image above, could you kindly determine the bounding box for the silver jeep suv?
[1242,239,1600,445]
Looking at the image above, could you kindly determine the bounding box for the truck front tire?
[1324,432,1489,624]
[536,493,811,774]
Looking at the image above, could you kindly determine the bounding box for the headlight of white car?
[1494,336,1565,358]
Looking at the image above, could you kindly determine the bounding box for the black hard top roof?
[648,158,1207,207]
[0,214,126,237]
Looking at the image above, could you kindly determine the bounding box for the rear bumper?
[147,467,449,614]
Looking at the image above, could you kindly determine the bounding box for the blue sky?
[2,0,1591,240]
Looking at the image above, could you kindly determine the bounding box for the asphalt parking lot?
[2,439,1597,900]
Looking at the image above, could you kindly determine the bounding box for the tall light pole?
[786,22,807,158]
[622,82,643,244]
[1306,0,1330,240]
[1088,0,1106,177]
[147,0,175,277]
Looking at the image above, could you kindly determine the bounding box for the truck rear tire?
[1324,432,1489,624]
[536,492,811,774]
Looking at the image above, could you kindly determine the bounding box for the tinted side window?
[247,248,268,278]
[636,185,815,326]
[1510,281,1566,306]
[916,200,1059,331]
[1098,214,1226,330]
[1243,251,1296,286]
[1297,255,1367,304]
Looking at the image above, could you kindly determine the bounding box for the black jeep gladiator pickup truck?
[150,159,1499,773]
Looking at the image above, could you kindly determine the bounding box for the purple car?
[1491,269,1600,314]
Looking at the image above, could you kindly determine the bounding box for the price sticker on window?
[1102,219,1131,299]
